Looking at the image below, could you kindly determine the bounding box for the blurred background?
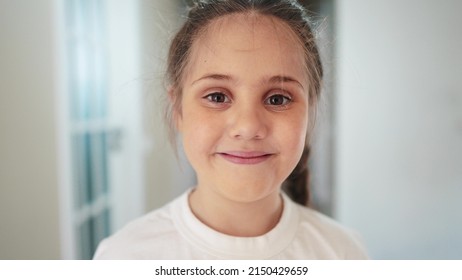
[0,0,461,259]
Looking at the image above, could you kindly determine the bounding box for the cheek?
[276,112,308,160]
[180,107,222,157]
[281,110,308,139]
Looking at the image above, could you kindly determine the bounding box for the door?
[59,0,144,259]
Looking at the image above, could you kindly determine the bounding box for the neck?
[188,186,283,237]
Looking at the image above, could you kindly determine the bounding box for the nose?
[228,103,268,140]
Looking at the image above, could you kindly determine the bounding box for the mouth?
[217,151,273,165]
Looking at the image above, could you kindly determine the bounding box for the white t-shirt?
[94,189,368,259]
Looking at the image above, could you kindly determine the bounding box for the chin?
[214,179,280,204]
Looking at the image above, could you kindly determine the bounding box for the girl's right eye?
[204,92,230,103]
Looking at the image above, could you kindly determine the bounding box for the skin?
[174,13,309,237]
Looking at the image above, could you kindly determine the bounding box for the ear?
[168,86,183,132]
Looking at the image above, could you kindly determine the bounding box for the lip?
[217,151,273,165]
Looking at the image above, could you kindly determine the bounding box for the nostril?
[229,112,268,140]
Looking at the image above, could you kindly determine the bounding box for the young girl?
[94,0,368,259]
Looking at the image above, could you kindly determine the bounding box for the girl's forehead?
[183,13,307,85]
[199,13,302,51]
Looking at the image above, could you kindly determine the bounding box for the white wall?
[335,0,462,259]
[0,0,61,259]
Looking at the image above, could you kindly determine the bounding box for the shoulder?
[93,199,180,259]
[294,204,368,259]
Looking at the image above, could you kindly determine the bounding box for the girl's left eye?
[265,94,292,106]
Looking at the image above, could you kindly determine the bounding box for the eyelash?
[202,90,293,109]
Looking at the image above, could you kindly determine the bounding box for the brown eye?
[205,92,229,103]
[265,94,291,106]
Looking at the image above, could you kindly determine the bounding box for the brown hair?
[166,0,323,206]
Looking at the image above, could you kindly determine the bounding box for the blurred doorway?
[59,0,144,259]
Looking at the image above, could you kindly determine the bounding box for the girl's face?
[176,14,309,203]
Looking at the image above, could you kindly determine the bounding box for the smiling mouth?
[217,151,273,165]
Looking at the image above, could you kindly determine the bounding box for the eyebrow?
[268,75,305,90]
[190,74,232,86]
[191,74,304,90]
